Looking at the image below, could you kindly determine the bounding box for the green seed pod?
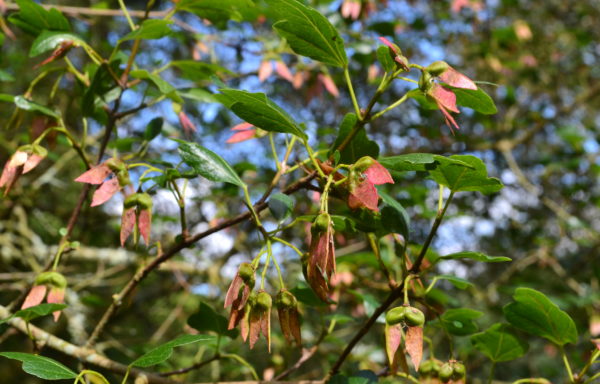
[438,363,454,383]
[314,212,331,232]
[418,71,434,93]
[452,362,466,380]
[353,156,375,173]
[255,291,272,311]
[105,158,126,173]
[35,271,67,289]
[426,60,450,76]
[430,359,441,377]
[117,169,131,187]
[238,263,255,285]
[385,306,407,325]
[418,360,434,377]
[124,193,140,209]
[404,307,425,326]
[136,193,153,210]
[31,144,48,158]
[276,290,296,309]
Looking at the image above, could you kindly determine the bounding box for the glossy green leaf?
[435,275,473,290]
[29,31,85,57]
[440,308,483,336]
[0,303,67,324]
[429,155,503,194]
[378,153,470,173]
[176,0,254,27]
[144,118,163,141]
[8,0,70,36]
[0,352,77,380]
[330,113,379,164]
[177,140,245,187]
[451,87,497,115]
[130,69,182,103]
[14,96,60,118]
[187,302,238,339]
[290,284,328,307]
[217,89,307,139]
[266,0,348,68]
[180,88,218,103]
[379,191,410,241]
[171,61,233,81]
[269,193,294,221]
[503,288,578,346]
[120,19,173,41]
[131,334,216,368]
[439,251,511,263]
[376,46,396,73]
[471,323,529,362]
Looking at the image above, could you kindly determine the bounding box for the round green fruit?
[385,306,407,325]
[452,362,466,380]
[404,307,425,326]
[438,363,453,383]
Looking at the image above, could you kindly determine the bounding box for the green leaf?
[376,46,396,72]
[290,284,328,307]
[217,89,307,140]
[429,155,503,194]
[330,113,379,164]
[407,88,439,110]
[14,96,60,118]
[180,88,218,103]
[131,334,216,368]
[451,87,497,115]
[29,31,86,57]
[0,70,14,82]
[439,251,511,263]
[503,288,578,346]
[120,19,173,41]
[471,323,529,362]
[269,193,294,221]
[0,352,77,380]
[440,308,483,336]
[130,69,182,103]
[0,303,68,324]
[144,118,163,141]
[0,33,4,47]
[177,140,245,187]
[82,61,122,117]
[0,93,15,103]
[435,275,473,290]
[379,153,472,173]
[176,0,254,27]
[378,191,410,241]
[187,302,238,339]
[171,61,233,81]
[8,0,70,36]
[266,0,347,68]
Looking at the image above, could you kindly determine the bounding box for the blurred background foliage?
[0,0,599,383]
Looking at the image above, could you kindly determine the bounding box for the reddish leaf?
[385,323,403,366]
[120,207,136,246]
[258,60,273,82]
[439,67,477,90]
[227,129,256,144]
[364,161,394,185]
[275,61,294,82]
[75,164,111,184]
[231,122,254,131]
[35,41,74,69]
[21,285,47,310]
[406,326,424,371]
[138,208,152,245]
[348,180,380,211]
[47,287,65,321]
[91,178,120,207]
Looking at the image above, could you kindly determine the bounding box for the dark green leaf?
[14,96,59,118]
[376,46,396,72]
[266,0,348,68]
[451,87,497,115]
[0,70,14,82]
[120,19,173,41]
[471,323,529,362]
[180,88,218,103]
[290,285,328,307]
[171,61,233,81]
[8,0,70,36]
[0,352,77,380]
[187,302,238,339]
[82,61,122,117]
[439,251,511,263]
[440,308,483,336]
[176,0,254,27]
[217,89,306,139]
[269,193,294,221]
[177,140,245,187]
[429,155,503,194]
[144,118,163,141]
[330,113,379,163]
[130,69,182,103]
[29,31,85,57]
[503,288,578,346]
[131,334,216,368]
[379,191,410,241]
[0,303,68,324]
[435,275,473,290]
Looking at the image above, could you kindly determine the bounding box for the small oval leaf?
[176,140,245,188]
[0,352,77,380]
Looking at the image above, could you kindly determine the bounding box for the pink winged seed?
[439,67,477,90]
[47,287,66,321]
[348,180,380,212]
[75,164,112,184]
[91,178,120,207]
[21,285,47,310]
[120,208,136,246]
[406,325,424,371]
[364,161,394,185]
[138,208,152,245]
